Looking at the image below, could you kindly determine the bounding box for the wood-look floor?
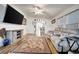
[0,34,57,54]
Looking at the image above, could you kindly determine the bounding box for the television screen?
[3,5,24,25]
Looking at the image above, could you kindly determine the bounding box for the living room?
[0,4,79,54]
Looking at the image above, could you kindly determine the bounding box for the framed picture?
[51,19,56,24]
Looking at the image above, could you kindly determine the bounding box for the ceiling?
[13,4,74,19]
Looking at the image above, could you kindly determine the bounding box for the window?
[68,10,79,24]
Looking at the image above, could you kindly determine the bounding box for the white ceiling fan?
[30,4,53,19]
[32,4,45,15]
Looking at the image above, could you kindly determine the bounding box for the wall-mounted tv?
[3,5,24,25]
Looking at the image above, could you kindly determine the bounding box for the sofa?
[57,36,79,54]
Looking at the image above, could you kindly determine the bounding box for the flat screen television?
[3,5,24,25]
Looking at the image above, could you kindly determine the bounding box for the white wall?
[25,16,53,34]
[52,5,79,29]
[25,17,35,34]
[0,4,53,35]
[0,4,27,35]
[54,5,79,19]
[1,4,79,35]
[0,4,6,22]
[44,19,53,33]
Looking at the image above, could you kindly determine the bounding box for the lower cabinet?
[5,30,23,44]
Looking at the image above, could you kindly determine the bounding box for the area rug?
[13,35,51,54]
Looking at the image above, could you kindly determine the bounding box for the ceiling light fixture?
[33,6,44,15]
